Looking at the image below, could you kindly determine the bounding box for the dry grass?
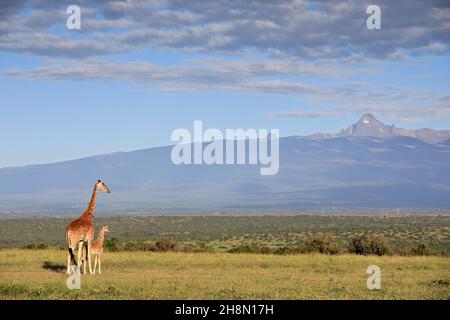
[0,249,448,300]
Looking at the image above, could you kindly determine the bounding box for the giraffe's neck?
[81,186,97,220]
[94,230,106,247]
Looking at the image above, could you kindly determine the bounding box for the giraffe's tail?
[68,247,77,266]
[65,230,78,266]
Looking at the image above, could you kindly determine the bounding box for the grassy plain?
[0,215,449,254]
[0,249,449,300]
[0,215,448,299]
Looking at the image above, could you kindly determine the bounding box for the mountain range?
[1,114,449,215]
[308,114,450,144]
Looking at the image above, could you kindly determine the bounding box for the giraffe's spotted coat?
[65,180,110,274]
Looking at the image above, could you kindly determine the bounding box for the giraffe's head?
[101,225,109,234]
[96,180,111,193]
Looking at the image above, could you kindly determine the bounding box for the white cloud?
[0,0,449,59]
[1,0,449,123]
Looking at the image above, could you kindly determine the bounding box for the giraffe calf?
[81,226,109,275]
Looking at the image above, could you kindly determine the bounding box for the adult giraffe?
[65,180,111,274]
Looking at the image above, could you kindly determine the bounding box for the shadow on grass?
[42,261,66,273]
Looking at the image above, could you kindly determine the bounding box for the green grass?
[0,249,449,300]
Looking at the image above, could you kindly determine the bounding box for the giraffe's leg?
[87,241,93,275]
[98,256,101,275]
[77,242,83,268]
[66,251,71,274]
[93,255,98,275]
[83,249,87,275]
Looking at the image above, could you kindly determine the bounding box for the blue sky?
[0,0,449,167]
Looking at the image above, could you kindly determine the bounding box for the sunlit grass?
[0,249,448,300]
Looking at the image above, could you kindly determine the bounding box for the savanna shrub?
[104,237,122,252]
[197,242,216,253]
[24,243,50,250]
[155,238,179,252]
[227,243,269,254]
[411,242,431,256]
[123,240,155,251]
[274,245,304,255]
[349,234,389,256]
[303,233,340,254]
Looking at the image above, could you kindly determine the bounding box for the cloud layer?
[1,0,449,123]
[1,0,449,59]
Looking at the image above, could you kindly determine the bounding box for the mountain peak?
[338,114,392,138]
[358,113,378,124]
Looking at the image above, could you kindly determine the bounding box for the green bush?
[104,237,122,252]
[303,233,340,254]
[155,238,179,252]
[411,242,431,256]
[227,243,270,254]
[24,243,50,250]
[197,242,216,253]
[274,245,304,255]
[274,246,290,255]
[123,240,155,252]
[258,246,272,254]
[105,238,181,252]
[349,234,390,256]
